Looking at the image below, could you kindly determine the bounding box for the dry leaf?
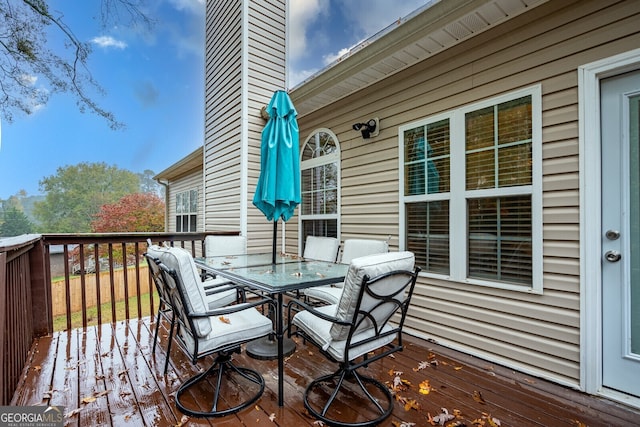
[81,396,97,404]
[403,398,420,411]
[313,420,326,426]
[419,380,431,395]
[34,365,42,373]
[174,415,189,427]
[269,413,276,422]
[65,408,83,418]
[486,416,501,426]
[392,422,416,427]
[472,390,486,404]
[117,369,128,377]
[454,366,463,371]
[429,408,455,425]
[219,316,231,324]
[414,361,430,371]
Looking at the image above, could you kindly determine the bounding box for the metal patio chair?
[156,245,274,417]
[303,238,389,305]
[288,251,419,427]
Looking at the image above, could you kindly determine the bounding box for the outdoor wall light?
[352,118,379,139]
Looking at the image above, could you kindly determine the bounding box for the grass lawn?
[53,291,160,331]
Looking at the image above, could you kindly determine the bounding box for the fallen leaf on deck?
[313,420,325,426]
[428,408,455,425]
[65,408,83,418]
[34,365,42,373]
[472,390,486,404]
[403,398,420,411]
[392,421,416,427]
[81,396,96,404]
[269,413,276,421]
[173,415,189,427]
[413,361,430,371]
[419,379,431,395]
[117,369,128,377]
[454,366,463,370]
[219,316,231,324]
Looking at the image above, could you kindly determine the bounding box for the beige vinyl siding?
[165,170,203,233]
[204,0,243,232]
[291,0,639,387]
[204,0,286,246]
[245,0,287,252]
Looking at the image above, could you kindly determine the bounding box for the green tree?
[1,206,34,237]
[34,162,140,232]
[0,0,151,129]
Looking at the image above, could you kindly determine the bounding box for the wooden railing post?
[29,238,53,336]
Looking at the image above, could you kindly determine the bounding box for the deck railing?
[0,231,237,405]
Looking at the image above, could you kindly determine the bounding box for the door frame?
[579,48,640,408]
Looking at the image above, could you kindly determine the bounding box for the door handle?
[604,250,621,262]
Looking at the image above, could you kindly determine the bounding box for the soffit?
[289,0,548,118]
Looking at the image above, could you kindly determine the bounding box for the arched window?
[299,129,340,252]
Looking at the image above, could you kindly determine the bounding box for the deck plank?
[77,326,111,427]
[11,332,58,406]
[49,328,79,426]
[13,318,640,427]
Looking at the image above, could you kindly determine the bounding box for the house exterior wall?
[291,0,640,388]
[164,169,204,233]
[204,0,286,251]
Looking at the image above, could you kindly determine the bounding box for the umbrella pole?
[272,220,277,264]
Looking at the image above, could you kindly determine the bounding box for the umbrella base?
[246,336,296,360]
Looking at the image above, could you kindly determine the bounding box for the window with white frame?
[175,189,198,232]
[400,86,542,292]
[300,129,340,252]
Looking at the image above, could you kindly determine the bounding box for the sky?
[0,0,429,200]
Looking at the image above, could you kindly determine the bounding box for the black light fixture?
[352,118,379,139]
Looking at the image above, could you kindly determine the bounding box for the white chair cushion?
[331,251,415,341]
[303,236,340,262]
[292,305,396,361]
[179,305,272,356]
[202,277,238,309]
[204,235,247,257]
[146,244,212,338]
[339,239,389,264]
[303,285,343,305]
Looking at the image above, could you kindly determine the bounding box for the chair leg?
[303,368,393,427]
[163,311,176,375]
[175,352,265,418]
[152,304,167,355]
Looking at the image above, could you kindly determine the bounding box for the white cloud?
[91,36,127,49]
[289,0,328,62]
[167,0,205,16]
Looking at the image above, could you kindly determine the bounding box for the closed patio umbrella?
[248,90,299,360]
[253,90,300,263]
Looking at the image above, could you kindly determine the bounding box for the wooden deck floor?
[11,317,640,427]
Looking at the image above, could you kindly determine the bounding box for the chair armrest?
[190,296,274,319]
[287,299,350,326]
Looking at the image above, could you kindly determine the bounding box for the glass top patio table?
[194,253,350,407]
[200,259,349,293]
[194,252,302,271]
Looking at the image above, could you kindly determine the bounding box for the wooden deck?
[11,317,640,427]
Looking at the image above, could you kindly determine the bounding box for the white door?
[601,70,640,397]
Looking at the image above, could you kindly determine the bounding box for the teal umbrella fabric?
[253,90,300,222]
